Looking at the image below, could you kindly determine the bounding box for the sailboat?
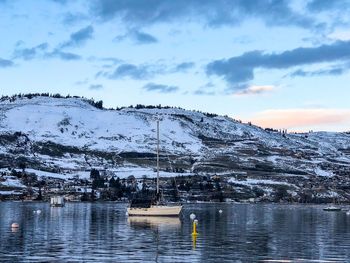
[127,120,182,217]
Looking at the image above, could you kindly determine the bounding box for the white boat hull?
[127,205,182,217]
[323,206,341,211]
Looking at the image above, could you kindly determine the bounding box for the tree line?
[0,93,222,118]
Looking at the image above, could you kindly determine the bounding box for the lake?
[0,202,350,262]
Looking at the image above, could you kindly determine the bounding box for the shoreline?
[1,200,349,206]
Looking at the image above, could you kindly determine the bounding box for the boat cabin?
[130,198,153,208]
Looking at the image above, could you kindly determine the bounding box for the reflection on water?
[0,202,350,262]
[128,216,181,230]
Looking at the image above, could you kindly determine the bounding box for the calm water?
[1,202,350,262]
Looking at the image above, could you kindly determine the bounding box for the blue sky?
[1,0,350,131]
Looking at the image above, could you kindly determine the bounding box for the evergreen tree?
[90,169,100,180]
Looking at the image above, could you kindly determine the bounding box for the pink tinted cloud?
[248,108,350,131]
[234,85,275,96]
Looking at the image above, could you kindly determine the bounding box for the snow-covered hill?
[1,95,350,200]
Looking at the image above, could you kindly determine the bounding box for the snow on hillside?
[0,96,349,186]
[0,97,202,154]
[1,96,349,155]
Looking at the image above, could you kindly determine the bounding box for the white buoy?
[347,210,350,216]
[11,223,19,228]
[219,209,223,214]
[36,210,41,214]
[190,213,196,220]
[125,211,129,216]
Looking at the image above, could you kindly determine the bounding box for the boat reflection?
[128,216,181,230]
[50,206,63,218]
[11,226,19,233]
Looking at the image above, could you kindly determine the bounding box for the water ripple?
[1,203,350,262]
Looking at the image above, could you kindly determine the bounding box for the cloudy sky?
[1,0,350,132]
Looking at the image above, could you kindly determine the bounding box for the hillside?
[1,95,350,202]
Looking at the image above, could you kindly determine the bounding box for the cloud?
[290,66,347,77]
[88,56,123,69]
[207,40,350,88]
[112,64,148,79]
[97,61,192,80]
[0,58,14,68]
[115,29,158,44]
[50,0,68,4]
[328,31,350,41]
[193,82,216,95]
[45,49,82,60]
[194,90,215,96]
[234,85,275,96]
[207,51,261,84]
[307,0,350,12]
[89,84,103,90]
[13,42,48,60]
[98,57,123,64]
[174,62,195,72]
[60,25,94,48]
[74,79,89,85]
[13,42,81,61]
[88,56,124,65]
[62,12,89,26]
[90,0,315,29]
[131,31,158,44]
[143,83,179,93]
[98,63,163,80]
[248,108,350,131]
[133,30,157,44]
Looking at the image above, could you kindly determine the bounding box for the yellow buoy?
[191,219,198,249]
[192,234,197,249]
[192,219,198,236]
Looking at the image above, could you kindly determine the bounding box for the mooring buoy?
[11,223,19,228]
[190,213,196,221]
[192,219,198,236]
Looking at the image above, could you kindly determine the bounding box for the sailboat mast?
[156,120,160,195]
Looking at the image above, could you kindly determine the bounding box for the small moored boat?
[50,196,65,207]
[128,198,182,216]
[323,206,341,212]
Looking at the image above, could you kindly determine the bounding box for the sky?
[1,0,350,132]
